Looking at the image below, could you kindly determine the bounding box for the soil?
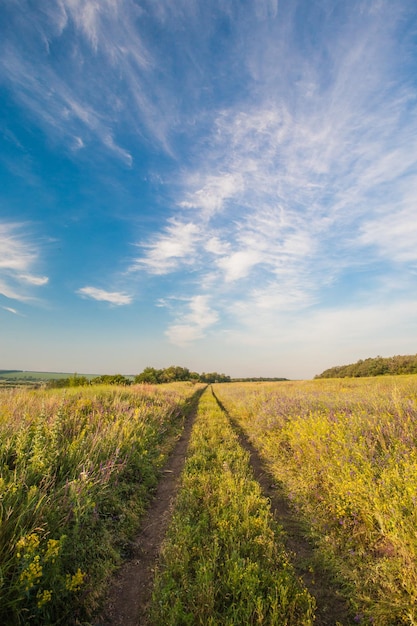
[96,387,355,626]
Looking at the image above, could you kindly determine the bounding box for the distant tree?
[47,374,90,388]
[68,374,89,387]
[200,372,231,383]
[315,354,417,378]
[160,366,190,383]
[134,367,163,384]
[134,366,231,384]
[91,374,131,385]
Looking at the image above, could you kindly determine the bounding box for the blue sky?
[1,0,417,379]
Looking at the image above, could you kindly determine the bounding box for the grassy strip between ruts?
[149,386,315,625]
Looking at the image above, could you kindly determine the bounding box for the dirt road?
[97,387,354,625]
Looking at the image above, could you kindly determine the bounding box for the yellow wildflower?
[19,555,43,591]
[16,533,40,559]
[44,538,61,563]
[36,589,52,608]
[65,568,86,592]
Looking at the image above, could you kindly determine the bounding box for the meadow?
[1,375,417,624]
[213,376,417,625]
[0,382,201,624]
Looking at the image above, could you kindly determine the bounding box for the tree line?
[46,366,231,388]
[134,366,231,384]
[315,354,417,379]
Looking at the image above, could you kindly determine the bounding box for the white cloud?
[204,236,230,256]
[18,274,49,286]
[359,206,417,263]
[72,136,85,150]
[251,282,316,312]
[0,223,48,302]
[1,305,20,315]
[103,134,133,167]
[186,295,219,328]
[0,1,142,162]
[77,286,132,305]
[0,223,37,271]
[165,295,218,346]
[217,250,262,282]
[180,172,245,218]
[133,220,200,275]
[224,296,417,357]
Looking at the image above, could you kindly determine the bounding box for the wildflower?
[19,555,43,590]
[36,589,52,608]
[65,568,86,592]
[44,538,61,563]
[16,533,40,559]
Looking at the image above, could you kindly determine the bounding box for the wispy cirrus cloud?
[77,286,132,306]
[130,0,417,345]
[0,0,148,162]
[1,305,24,316]
[0,40,133,167]
[0,0,212,163]
[179,172,245,219]
[131,220,201,275]
[18,274,49,286]
[359,202,417,264]
[0,222,48,302]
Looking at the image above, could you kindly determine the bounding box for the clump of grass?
[214,377,417,625]
[150,388,315,625]
[0,382,202,624]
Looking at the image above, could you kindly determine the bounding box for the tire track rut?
[95,389,203,626]
[211,386,355,626]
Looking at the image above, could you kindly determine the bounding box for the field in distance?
[0,370,105,387]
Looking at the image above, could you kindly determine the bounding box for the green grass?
[150,387,314,625]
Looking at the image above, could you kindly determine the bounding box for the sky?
[1,0,417,380]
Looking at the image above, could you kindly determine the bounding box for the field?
[1,376,417,624]
[0,371,85,381]
[0,371,97,389]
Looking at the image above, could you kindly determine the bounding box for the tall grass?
[214,376,417,625]
[0,382,201,624]
[150,387,315,625]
